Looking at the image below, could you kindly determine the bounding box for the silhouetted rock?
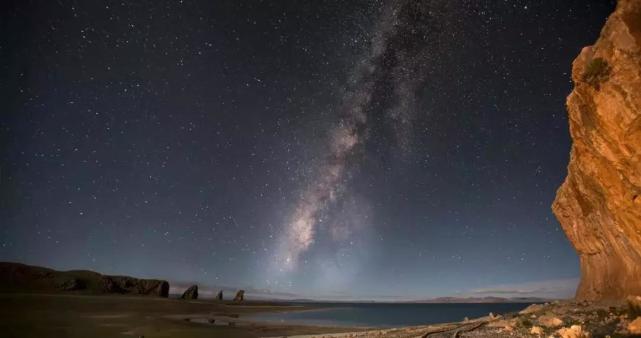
[102,276,169,297]
[181,285,198,299]
[553,0,641,301]
[0,262,169,297]
[233,289,244,302]
[629,317,641,334]
[58,278,85,291]
[216,290,223,301]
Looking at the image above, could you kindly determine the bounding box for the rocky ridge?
[0,262,169,297]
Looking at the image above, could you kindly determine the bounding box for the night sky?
[1,0,616,300]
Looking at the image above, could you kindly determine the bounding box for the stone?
[556,325,590,338]
[500,324,514,333]
[181,285,198,300]
[538,315,563,328]
[552,0,641,301]
[216,290,223,301]
[530,326,544,335]
[233,289,245,302]
[628,317,641,334]
[487,318,516,330]
[520,304,544,315]
[628,296,641,315]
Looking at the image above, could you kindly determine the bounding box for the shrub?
[582,57,610,88]
[518,317,533,328]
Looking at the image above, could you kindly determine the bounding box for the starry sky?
[1,0,616,300]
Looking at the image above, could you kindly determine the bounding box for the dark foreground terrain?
[0,293,360,338]
[4,292,641,338]
[3,262,640,337]
[0,262,362,337]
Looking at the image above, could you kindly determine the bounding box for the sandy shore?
[3,293,632,337]
[0,293,367,338]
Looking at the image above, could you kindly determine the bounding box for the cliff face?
[0,262,169,297]
[553,0,641,301]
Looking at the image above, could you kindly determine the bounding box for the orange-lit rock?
[553,0,641,300]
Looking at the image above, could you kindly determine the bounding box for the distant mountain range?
[413,296,549,303]
[276,296,550,304]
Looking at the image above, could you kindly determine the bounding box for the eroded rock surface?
[553,0,641,301]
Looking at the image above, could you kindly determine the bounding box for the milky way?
[2,0,615,299]
[277,0,453,270]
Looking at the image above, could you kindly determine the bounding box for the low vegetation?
[582,57,611,88]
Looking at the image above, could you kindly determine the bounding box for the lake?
[249,302,533,328]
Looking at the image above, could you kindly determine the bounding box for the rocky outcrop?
[553,0,641,300]
[233,289,245,302]
[0,262,169,297]
[181,285,198,299]
[102,276,169,297]
[58,278,86,291]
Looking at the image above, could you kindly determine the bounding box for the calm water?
[249,302,533,328]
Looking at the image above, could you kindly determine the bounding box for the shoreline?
[2,293,633,337]
[169,300,528,337]
[0,292,369,337]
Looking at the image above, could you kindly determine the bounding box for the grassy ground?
[0,293,357,338]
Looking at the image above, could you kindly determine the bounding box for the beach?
[0,293,364,338]
[1,292,635,337]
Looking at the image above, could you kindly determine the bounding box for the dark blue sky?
[1,0,615,300]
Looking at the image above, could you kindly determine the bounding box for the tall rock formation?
[233,289,245,302]
[553,0,641,300]
[181,285,198,300]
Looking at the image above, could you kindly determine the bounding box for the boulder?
[530,326,544,336]
[628,317,641,334]
[181,285,198,300]
[628,295,641,315]
[556,325,590,338]
[552,0,641,301]
[538,315,563,328]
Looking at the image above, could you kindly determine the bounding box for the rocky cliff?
[0,262,169,297]
[553,0,641,301]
